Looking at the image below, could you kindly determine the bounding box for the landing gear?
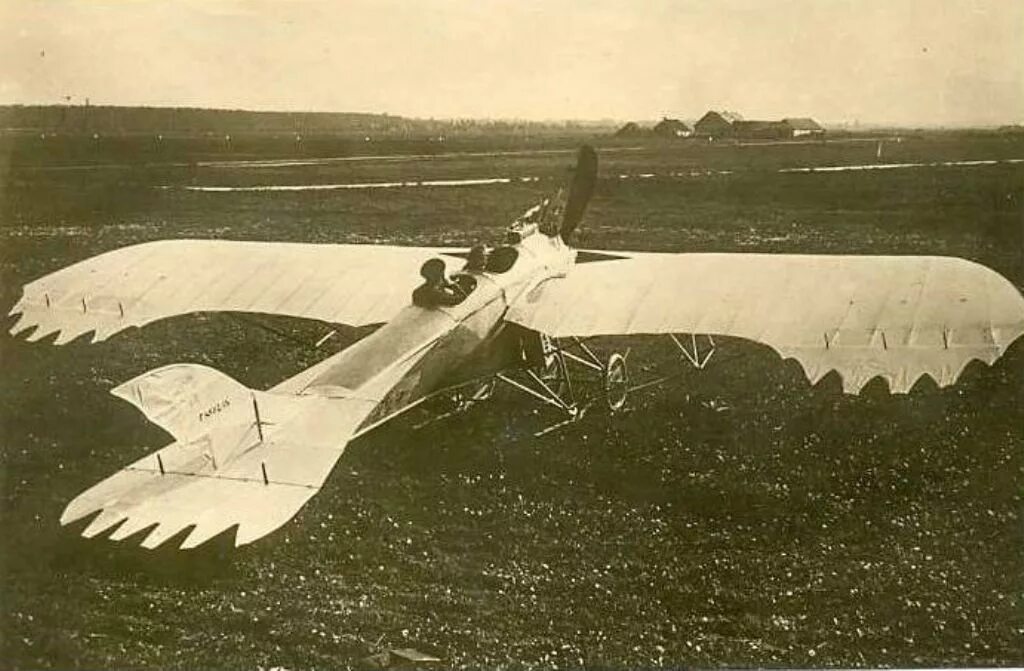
[495,336,580,429]
[670,333,715,369]
[604,353,629,411]
[425,332,716,436]
[494,335,634,434]
[411,378,496,430]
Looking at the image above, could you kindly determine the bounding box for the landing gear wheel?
[604,353,629,412]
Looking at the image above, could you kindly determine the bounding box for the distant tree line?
[0,104,615,138]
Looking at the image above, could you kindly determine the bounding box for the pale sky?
[1,0,1022,126]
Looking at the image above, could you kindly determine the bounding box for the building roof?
[695,110,744,127]
[782,117,823,131]
[614,121,646,137]
[653,117,692,131]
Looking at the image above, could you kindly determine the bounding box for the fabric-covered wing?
[8,239,460,344]
[508,253,1024,394]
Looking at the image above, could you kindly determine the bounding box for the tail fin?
[61,364,376,549]
[560,145,598,241]
[111,364,263,469]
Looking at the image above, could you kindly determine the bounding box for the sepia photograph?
[1,1,1022,669]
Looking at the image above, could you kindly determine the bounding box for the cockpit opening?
[485,246,519,274]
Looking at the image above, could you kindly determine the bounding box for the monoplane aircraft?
[9,146,1024,550]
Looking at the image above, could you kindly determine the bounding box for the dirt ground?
[1,133,1022,669]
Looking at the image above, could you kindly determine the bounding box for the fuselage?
[272,228,576,437]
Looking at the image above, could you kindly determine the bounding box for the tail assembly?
[560,144,598,241]
[61,364,375,549]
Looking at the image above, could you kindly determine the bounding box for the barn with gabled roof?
[694,110,743,138]
[652,117,692,138]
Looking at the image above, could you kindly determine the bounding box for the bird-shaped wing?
[9,240,462,344]
[508,252,1024,394]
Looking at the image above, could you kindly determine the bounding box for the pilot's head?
[466,245,488,271]
[420,258,447,283]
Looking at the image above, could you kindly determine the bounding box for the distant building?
[614,121,646,138]
[620,112,823,141]
[694,110,744,138]
[733,120,791,140]
[652,117,692,138]
[782,117,825,137]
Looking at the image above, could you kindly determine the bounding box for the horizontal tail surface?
[62,363,376,549]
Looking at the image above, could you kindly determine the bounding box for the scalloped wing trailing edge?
[508,252,1024,394]
[61,363,377,549]
[8,239,463,344]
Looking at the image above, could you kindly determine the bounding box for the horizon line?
[1,100,1020,130]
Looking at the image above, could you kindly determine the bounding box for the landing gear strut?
[495,335,579,426]
[412,378,496,430]
[432,332,715,436]
[494,335,632,435]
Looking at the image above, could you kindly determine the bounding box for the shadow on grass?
[52,512,243,586]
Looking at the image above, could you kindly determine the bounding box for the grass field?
[1,132,1022,669]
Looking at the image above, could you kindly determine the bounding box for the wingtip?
[60,506,92,527]
[61,495,104,527]
[7,296,27,317]
[8,313,33,337]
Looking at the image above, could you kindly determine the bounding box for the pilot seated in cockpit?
[449,244,487,296]
[462,244,488,273]
[412,258,465,308]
